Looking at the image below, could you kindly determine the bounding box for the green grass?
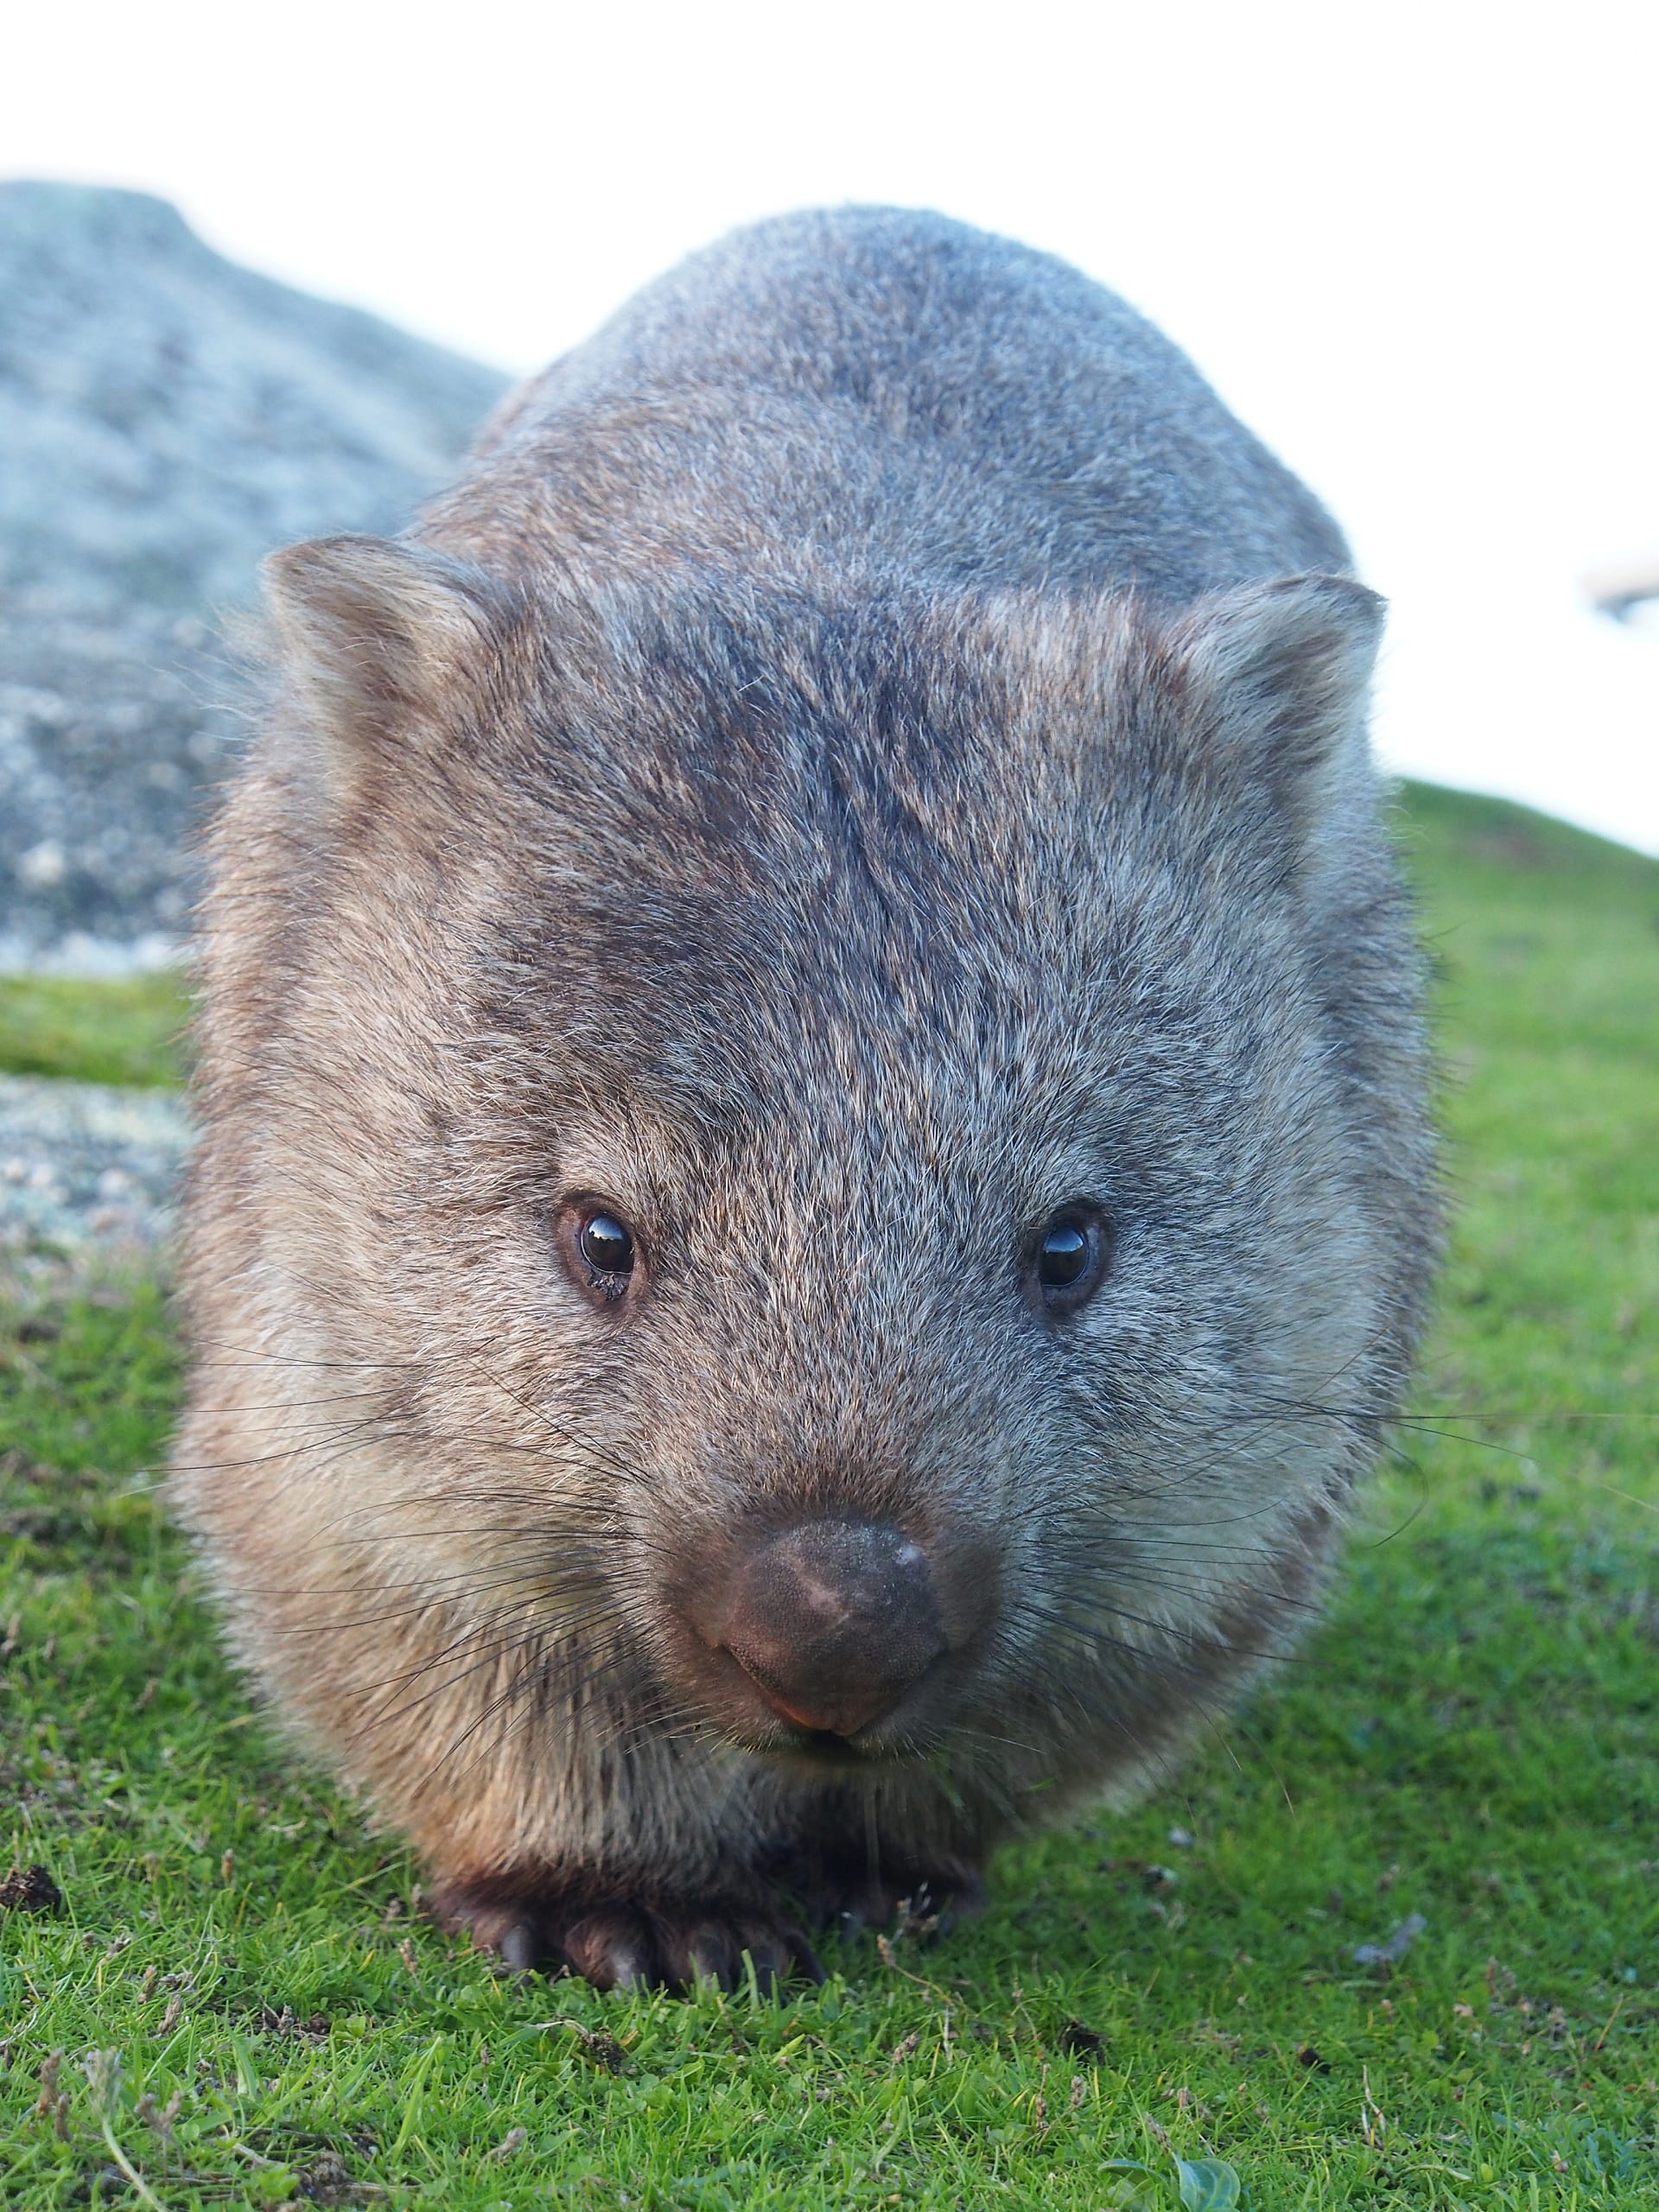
[0,969,192,1089]
[3,781,1656,2209]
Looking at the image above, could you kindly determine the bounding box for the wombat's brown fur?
[174,207,1435,1991]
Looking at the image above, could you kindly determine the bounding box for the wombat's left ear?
[1165,573,1385,817]
[262,534,510,756]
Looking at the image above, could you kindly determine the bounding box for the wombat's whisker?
[248,1570,607,1633]
[165,1406,460,1479]
[381,1618,626,1727]
[1008,1592,1298,1675]
[346,1609,629,1745]
[187,1335,423,1372]
[354,1604,631,1712]
[402,1661,554,1789]
[1066,1559,1331,1623]
[467,1363,651,1490]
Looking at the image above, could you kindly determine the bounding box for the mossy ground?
[2,783,1656,2209]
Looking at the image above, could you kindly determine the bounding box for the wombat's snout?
[708,1521,946,1738]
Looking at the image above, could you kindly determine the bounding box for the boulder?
[0,181,508,968]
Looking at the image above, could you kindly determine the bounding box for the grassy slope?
[0,971,190,1090]
[1,782,1656,2210]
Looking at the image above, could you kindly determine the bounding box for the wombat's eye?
[563,1203,643,1307]
[1039,1224,1089,1286]
[1032,1210,1111,1313]
[578,1211,635,1275]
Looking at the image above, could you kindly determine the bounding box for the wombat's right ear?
[261,535,507,758]
[1161,572,1385,829]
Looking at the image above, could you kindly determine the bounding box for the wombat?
[174,207,1436,1992]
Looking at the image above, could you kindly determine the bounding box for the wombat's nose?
[717,1521,945,1738]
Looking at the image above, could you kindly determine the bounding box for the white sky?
[6,0,1657,851]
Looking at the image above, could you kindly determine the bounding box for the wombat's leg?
[427,1875,824,1993]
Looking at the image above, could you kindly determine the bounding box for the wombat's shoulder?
[452,207,1347,601]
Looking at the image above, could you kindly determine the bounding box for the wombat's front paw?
[428,1876,824,1993]
[772,1846,987,1942]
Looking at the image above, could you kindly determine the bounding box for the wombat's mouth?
[786,1729,878,1770]
[740,1707,945,1775]
[774,1726,915,1771]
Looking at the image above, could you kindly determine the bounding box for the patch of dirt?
[253,2005,333,2045]
[543,2017,633,2075]
[294,2148,384,2204]
[0,1861,63,1911]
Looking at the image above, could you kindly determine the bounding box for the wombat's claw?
[563,1904,823,1994]
[832,1885,941,1942]
[495,1919,541,1974]
[787,1860,987,1943]
[429,1881,823,1994]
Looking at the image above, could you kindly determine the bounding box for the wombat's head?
[248,538,1426,1799]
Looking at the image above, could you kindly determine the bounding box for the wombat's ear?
[1163,573,1384,823]
[261,535,507,755]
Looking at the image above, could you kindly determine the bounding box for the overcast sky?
[7,0,1657,850]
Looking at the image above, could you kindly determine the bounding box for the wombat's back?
[440,206,1347,600]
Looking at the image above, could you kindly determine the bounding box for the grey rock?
[1352,1912,1428,1968]
[0,1073,192,1290]
[0,181,509,966]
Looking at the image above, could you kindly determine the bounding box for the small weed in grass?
[1,1281,180,1479]
[1,783,1656,2208]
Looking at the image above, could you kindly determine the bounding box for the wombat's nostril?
[715,1520,945,1738]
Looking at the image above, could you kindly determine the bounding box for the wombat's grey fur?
[174,207,1435,1991]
